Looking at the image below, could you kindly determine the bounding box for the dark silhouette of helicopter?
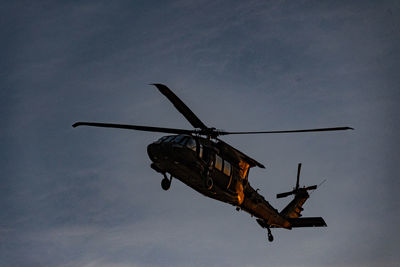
[73,84,353,242]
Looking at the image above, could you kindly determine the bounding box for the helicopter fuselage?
[147,134,291,229]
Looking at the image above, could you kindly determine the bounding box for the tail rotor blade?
[277,191,294,199]
[296,163,302,190]
[305,185,317,191]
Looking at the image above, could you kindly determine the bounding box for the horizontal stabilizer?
[288,217,327,228]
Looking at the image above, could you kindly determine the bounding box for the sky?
[1,0,400,266]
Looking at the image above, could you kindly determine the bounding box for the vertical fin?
[280,189,309,218]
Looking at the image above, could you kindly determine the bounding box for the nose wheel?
[161,173,172,191]
[267,227,274,242]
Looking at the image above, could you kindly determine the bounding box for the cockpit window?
[174,135,185,144]
[155,136,168,143]
[179,137,188,145]
[186,137,196,152]
[157,135,195,151]
[164,136,175,143]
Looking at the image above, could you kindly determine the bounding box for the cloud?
[2,1,400,266]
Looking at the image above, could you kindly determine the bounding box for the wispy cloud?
[2,1,399,266]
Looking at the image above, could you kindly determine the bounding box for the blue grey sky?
[1,1,399,266]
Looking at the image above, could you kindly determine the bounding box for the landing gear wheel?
[161,173,172,191]
[267,232,274,242]
[161,178,170,190]
[267,228,274,242]
[205,177,213,190]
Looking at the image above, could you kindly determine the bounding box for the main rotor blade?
[152,83,208,130]
[218,126,354,135]
[72,122,195,135]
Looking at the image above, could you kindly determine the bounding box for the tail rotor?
[276,163,318,199]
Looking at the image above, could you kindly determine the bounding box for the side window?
[215,154,223,171]
[223,161,231,176]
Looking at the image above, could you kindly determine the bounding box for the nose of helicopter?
[147,142,175,163]
[147,143,162,163]
[147,142,172,175]
[147,135,197,166]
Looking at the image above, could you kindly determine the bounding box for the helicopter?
[73,83,353,242]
